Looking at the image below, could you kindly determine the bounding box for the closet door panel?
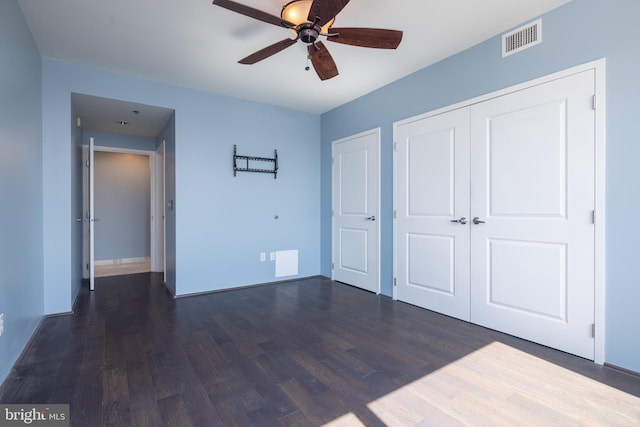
[469,70,596,359]
[395,108,471,321]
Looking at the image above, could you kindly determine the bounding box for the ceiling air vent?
[502,19,542,57]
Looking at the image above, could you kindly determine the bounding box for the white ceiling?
[19,0,571,118]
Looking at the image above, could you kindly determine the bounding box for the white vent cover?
[502,19,542,57]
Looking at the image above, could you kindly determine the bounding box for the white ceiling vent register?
[502,19,542,57]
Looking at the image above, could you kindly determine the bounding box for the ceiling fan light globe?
[281,0,335,34]
[281,0,310,24]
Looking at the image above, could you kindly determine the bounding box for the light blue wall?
[41,58,321,308]
[94,152,151,260]
[0,0,44,383]
[320,0,640,372]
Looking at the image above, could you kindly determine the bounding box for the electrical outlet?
[260,252,266,262]
[0,313,4,337]
[270,252,275,261]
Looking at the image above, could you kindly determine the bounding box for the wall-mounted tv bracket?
[233,145,278,179]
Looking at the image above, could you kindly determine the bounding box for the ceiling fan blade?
[239,38,298,64]
[307,41,339,80]
[327,28,403,49]
[308,0,351,28]
[212,0,295,29]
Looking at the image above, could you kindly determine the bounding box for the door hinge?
[85,159,89,167]
[331,263,335,270]
[332,210,334,217]
[331,156,334,165]
[393,210,397,219]
[86,263,89,271]
[592,210,596,225]
[394,142,398,151]
[592,95,596,111]
[591,323,596,338]
[393,278,397,287]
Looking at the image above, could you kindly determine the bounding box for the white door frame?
[82,144,89,280]
[89,137,95,290]
[332,128,381,294]
[82,145,164,280]
[393,59,606,364]
[155,141,166,280]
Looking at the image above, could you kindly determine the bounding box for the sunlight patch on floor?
[322,413,367,427]
[366,342,640,426]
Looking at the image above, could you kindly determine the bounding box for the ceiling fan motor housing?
[298,23,320,44]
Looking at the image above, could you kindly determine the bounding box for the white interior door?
[89,136,95,291]
[395,108,471,320]
[332,129,380,293]
[469,70,596,359]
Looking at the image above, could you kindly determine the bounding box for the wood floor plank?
[127,371,164,427]
[212,313,266,359]
[103,400,131,427]
[156,393,194,427]
[278,409,315,426]
[1,273,639,426]
[71,336,105,426]
[128,395,163,427]
[216,342,300,418]
[279,379,345,426]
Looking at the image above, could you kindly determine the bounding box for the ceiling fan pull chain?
[305,54,311,71]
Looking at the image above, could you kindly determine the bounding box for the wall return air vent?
[502,19,542,57]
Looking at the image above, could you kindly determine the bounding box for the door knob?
[473,217,486,224]
[365,216,376,221]
[451,217,467,225]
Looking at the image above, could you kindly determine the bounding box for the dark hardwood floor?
[1,274,639,426]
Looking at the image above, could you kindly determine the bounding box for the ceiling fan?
[212,0,403,80]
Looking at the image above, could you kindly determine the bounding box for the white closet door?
[395,108,471,320]
[469,70,596,359]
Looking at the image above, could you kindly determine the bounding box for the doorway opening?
[85,146,156,278]
[72,93,175,289]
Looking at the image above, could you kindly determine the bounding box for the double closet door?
[394,69,597,359]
